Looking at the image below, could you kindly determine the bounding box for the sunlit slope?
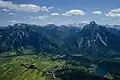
[0,55,65,80]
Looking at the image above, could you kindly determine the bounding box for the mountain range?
[0,21,120,60]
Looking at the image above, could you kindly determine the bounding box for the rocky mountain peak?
[89,21,96,25]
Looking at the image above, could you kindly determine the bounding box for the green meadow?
[0,55,65,80]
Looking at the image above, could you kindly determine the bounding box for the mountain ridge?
[0,21,120,60]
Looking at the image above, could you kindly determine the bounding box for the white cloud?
[106,8,120,17]
[48,7,54,10]
[106,12,120,17]
[2,8,11,12]
[58,9,61,11]
[110,8,120,13]
[92,11,102,15]
[9,12,16,15]
[51,13,60,16]
[25,16,48,20]
[62,9,85,16]
[102,17,111,20]
[8,20,19,23]
[8,20,28,24]
[0,0,49,12]
[63,20,73,24]
[81,21,90,24]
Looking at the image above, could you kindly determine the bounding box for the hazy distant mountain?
[105,24,120,30]
[68,22,86,28]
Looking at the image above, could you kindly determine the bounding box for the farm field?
[0,55,65,80]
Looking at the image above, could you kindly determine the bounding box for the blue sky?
[0,0,120,26]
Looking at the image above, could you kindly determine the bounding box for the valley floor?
[0,53,119,80]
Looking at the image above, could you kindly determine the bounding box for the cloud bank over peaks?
[51,13,60,16]
[25,16,49,20]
